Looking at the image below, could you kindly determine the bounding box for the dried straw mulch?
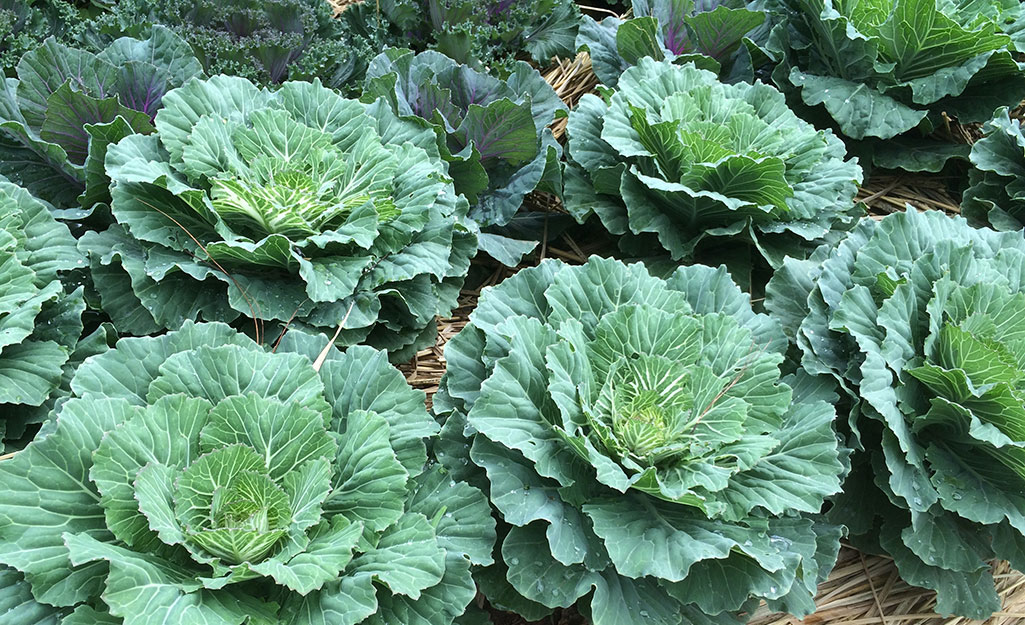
[858,174,961,218]
[543,52,600,141]
[750,547,1025,625]
[327,0,361,14]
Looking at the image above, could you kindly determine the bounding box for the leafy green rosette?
[0,321,495,625]
[79,75,476,360]
[767,0,1025,171]
[564,58,862,278]
[434,256,846,625]
[767,209,1025,618]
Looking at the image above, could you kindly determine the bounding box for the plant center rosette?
[79,75,476,360]
[0,321,495,625]
[767,208,1025,619]
[434,256,846,625]
[564,58,863,278]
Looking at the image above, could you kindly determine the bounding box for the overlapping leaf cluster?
[564,58,862,274]
[0,321,495,625]
[767,0,1025,171]
[79,75,476,359]
[767,209,1025,619]
[577,0,771,88]
[0,26,203,211]
[0,176,107,451]
[362,48,565,264]
[434,256,846,625]
[962,107,1025,230]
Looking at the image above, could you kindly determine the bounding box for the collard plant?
[564,58,862,280]
[346,0,580,74]
[767,0,1025,171]
[0,176,110,451]
[577,0,771,88]
[434,256,846,625]
[362,48,566,265]
[0,321,496,625]
[75,0,365,90]
[962,107,1025,230]
[0,26,203,212]
[767,209,1025,618]
[79,76,476,360]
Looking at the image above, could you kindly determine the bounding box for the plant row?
[2,1,1025,624]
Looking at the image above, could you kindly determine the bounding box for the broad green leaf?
[407,464,496,566]
[349,513,446,599]
[201,393,337,480]
[91,394,212,548]
[322,409,408,533]
[65,533,276,625]
[249,517,363,594]
[0,398,136,606]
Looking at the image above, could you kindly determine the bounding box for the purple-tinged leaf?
[96,25,205,88]
[455,99,538,166]
[445,65,513,110]
[683,6,765,60]
[15,39,118,131]
[115,62,172,118]
[40,82,154,166]
[636,0,693,55]
[415,82,462,130]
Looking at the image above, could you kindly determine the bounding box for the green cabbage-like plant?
[564,58,863,277]
[0,320,496,624]
[0,26,203,211]
[767,0,1025,171]
[0,176,112,451]
[433,256,846,625]
[577,0,771,88]
[74,0,365,89]
[362,48,566,265]
[79,75,476,360]
[962,107,1025,230]
[766,209,1025,619]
